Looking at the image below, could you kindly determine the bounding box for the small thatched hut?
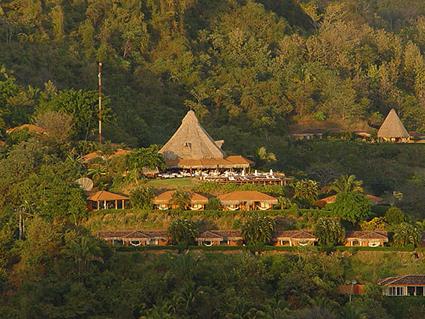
[160,110,252,170]
[377,109,410,142]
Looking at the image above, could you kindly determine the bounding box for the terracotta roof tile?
[98,230,168,240]
[346,230,388,240]
[274,230,317,240]
[88,190,129,201]
[196,230,242,241]
[218,191,277,204]
[378,275,425,286]
[152,191,208,205]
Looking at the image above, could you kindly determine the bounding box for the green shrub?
[168,219,198,248]
[314,217,345,246]
[206,197,222,210]
[384,206,406,225]
[130,186,154,209]
[241,215,275,246]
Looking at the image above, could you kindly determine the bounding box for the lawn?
[145,177,201,190]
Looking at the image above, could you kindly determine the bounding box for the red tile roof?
[217,191,278,204]
[345,230,388,241]
[316,194,383,206]
[98,230,168,240]
[88,190,129,201]
[274,230,317,240]
[152,191,208,205]
[196,230,243,241]
[378,275,425,286]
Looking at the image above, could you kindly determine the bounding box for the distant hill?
[2,0,425,153]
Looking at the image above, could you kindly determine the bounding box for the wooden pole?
[98,62,103,144]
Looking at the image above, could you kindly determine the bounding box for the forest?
[3,0,425,147]
[1,0,425,318]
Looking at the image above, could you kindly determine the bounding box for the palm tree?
[293,179,319,207]
[329,175,363,194]
[171,191,191,210]
[64,235,102,277]
[241,215,275,246]
[393,222,421,247]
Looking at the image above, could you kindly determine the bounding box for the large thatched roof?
[377,109,410,139]
[160,110,225,162]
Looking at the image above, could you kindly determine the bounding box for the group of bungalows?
[98,229,390,248]
[87,189,386,212]
[151,190,278,211]
[86,189,280,211]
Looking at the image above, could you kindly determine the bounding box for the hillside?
[3,0,425,154]
[2,1,425,318]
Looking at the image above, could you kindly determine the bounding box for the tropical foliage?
[314,217,345,247]
[330,192,371,223]
[129,186,155,210]
[171,190,192,211]
[385,207,407,226]
[329,175,364,194]
[241,215,275,245]
[168,219,198,247]
[392,222,421,247]
[293,179,319,207]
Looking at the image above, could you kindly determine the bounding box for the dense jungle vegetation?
[2,1,425,318]
[4,0,425,146]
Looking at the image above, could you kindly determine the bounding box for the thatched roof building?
[160,110,252,169]
[378,109,410,141]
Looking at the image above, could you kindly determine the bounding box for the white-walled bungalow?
[345,231,388,247]
[98,230,169,246]
[379,275,425,296]
[273,230,318,247]
[217,191,278,211]
[152,190,208,210]
[196,230,243,246]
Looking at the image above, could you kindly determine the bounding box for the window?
[417,287,424,296]
[407,286,415,296]
[280,240,291,246]
[389,287,404,296]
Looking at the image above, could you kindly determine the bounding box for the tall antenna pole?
[98,62,102,144]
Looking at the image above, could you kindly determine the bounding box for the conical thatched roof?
[377,109,410,139]
[160,110,225,161]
